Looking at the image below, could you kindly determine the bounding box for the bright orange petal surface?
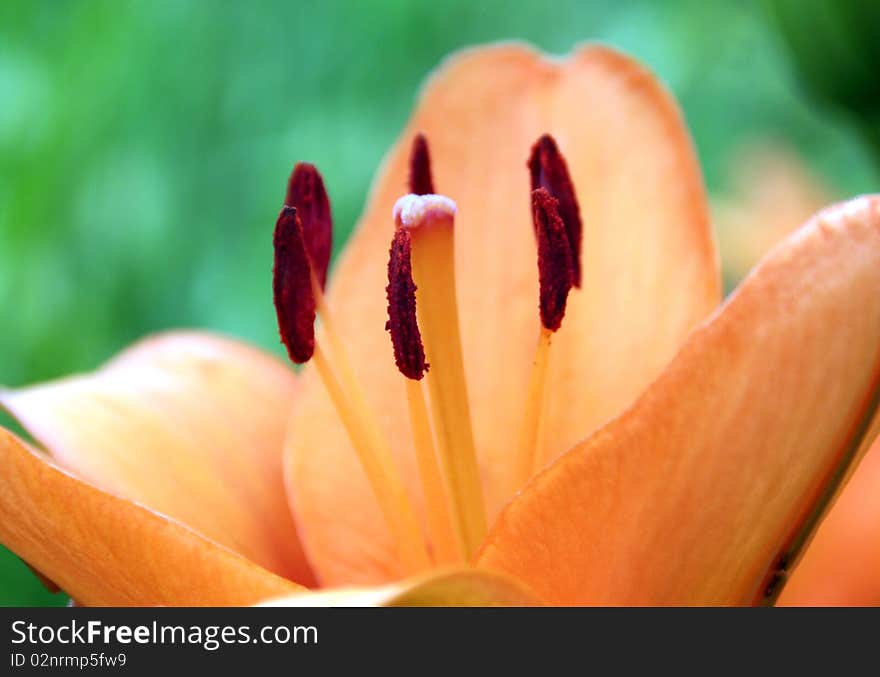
[1,331,314,585]
[477,196,880,605]
[286,44,718,585]
[0,429,301,606]
[259,567,538,606]
[779,437,880,605]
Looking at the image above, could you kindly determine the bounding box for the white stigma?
[393,193,457,229]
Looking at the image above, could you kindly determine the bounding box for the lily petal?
[0,429,301,605]
[259,567,538,606]
[779,437,880,605]
[286,44,718,585]
[477,196,880,605]
[1,331,315,585]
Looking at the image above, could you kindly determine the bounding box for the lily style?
[1,44,878,607]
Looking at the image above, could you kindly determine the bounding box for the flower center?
[273,134,580,573]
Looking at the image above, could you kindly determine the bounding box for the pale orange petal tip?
[1,329,316,588]
[257,567,540,607]
[0,428,303,606]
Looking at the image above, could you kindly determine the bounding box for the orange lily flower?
[1,44,878,607]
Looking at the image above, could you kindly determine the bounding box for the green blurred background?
[0,0,877,605]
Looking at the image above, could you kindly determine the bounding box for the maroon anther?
[532,188,574,332]
[273,206,316,363]
[385,228,428,380]
[285,163,332,290]
[408,133,435,195]
[528,134,583,287]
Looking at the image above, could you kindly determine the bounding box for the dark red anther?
[533,188,574,332]
[285,163,332,290]
[408,133,435,195]
[385,228,428,380]
[273,206,316,363]
[528,134,583,287]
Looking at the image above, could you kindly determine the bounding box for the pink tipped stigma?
[393,193,457,230]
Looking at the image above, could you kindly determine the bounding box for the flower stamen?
[308,342,430,573]
[273,206,316,364]
[275,186,430,574]
[515,187,574,485]
[393,193,487,558]
[386,228,461,564]
[528,133,583,287]
[285,163,333,290]
[409,133,435,195]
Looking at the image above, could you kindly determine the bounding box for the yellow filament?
[404,206,487,558]
[516,327,553,486]
[313,276,426,540]
[405,378,461,565]
[310,341,431,573]
[311,275,376,433]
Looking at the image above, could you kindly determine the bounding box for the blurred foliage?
[0,0,877,605]
[766,0,880,161]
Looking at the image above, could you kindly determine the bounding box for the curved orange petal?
[259,567,538,606]
[710,143,880,605]
[778,437,880,605]
[286,44,718,585]
[0,429,301,605]
[1,331,315,585]
[477,196,880,605]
